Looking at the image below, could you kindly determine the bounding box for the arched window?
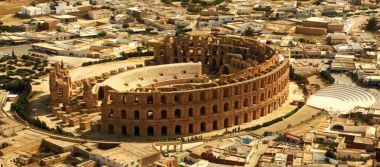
[212,105,218,113]
[161,126,168,136]
[134,126,140,136]
[134,96,140,104]
[147,110,154,120]
[200,92,206,100]
[200,122,206,132]
[188,108,194,117]
[253,96,257,104]
[175,125,181,135]
[147,126,154,136]
[244,84,248,93]
[200,106,206,116]
[235,116,239,125]
[188,93,193,102]
[121,126,127,135]
[252,82,257,91]
[224,89,229,98]
[212,90,218,99]
[175,109,181,118]
[134,110,140,119]
[244,113,248,123]
[189,124,193,134]
[108,124,114,134]
[161,110,167,119]
[234,101,239,109]
[224,103,229,112]
[243,98,248,107]
[224,119,229,128]
[261,93,265,101]
[160,95,167,104]
[174,94,181,103]
[234,86,240,95]
[213,121,218,130]
[108,109,114,118]
[147,95,153,104]
[121,110,126,119]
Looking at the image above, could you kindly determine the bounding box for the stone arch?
[174,94,181,103]
[234,116,239,125]
[134,110,140,119]
[121,110,127,119]
[213,120,218,130]
[147,126,154,136]
[108,124,114,134]
[212,105,218,113]
[161,110,167,119]
[244,84,248,93]
[147,95,153,104]
[200,122,206,132]
[234,101,239,109]
[175,125,181,135]
[221,65,230,75]
[331,124,344,131]
[224,119,229,128]
[108,109,114,118]
[234,86,240,95]
[147,110,154,120]
[161,126,168,136]
[200,106,206,115]
[98,87,105,100]
[189,124,194,134]
[200,92,206,100]
[188,108,194,117]
[260,93,265,101]
[244,113,248,123]
[188,93,194,102]
[212,90,218,99]
[175,109,181,118]
[134,126,140,136]
[260,108,265,117]
[224,88,230,98]
[224,103,229,112]
[121,125,127,135]
[243,98,248,107]
[211,58,217,69]
[160,95,167,104]
[253,96,257,104]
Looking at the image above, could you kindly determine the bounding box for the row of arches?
[105,99,284,137]
[106,76,287,106]
[106,90,286,120]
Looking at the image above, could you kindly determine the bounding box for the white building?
[55,1,78,15]
[20,6,43,16]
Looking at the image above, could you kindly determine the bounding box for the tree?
[242,27,254,36]
[366,17,378,31]
[97,31,107,37]
[314,0,325,5]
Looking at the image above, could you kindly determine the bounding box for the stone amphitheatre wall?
[99,35,290,137]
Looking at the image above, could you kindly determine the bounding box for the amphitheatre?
[48,34,290,138]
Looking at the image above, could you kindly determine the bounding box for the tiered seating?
[306,84,376,114]
[94,63,202,92]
